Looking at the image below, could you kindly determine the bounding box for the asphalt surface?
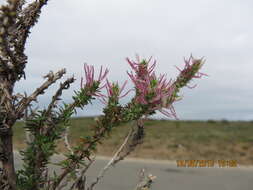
[14,152,253,190]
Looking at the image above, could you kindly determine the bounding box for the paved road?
[14,152,253,190]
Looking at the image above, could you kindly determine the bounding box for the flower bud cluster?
[175,56,206,89]
[81,63,109,97]
[81,56,206,119]
[126,57,178,118]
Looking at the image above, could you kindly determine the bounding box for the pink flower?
[175,56,207,88]
[127,56,178,119]
[99,80,133,104]
[81,63,109,96]
[126,55,156,80]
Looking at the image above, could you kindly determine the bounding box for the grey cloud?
[1,0,251,120]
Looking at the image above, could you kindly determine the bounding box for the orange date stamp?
[176,160,238,168]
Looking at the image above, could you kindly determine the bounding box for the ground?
[13,117,253,165]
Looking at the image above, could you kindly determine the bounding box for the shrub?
[0,1,206,190]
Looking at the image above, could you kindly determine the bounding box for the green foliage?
[16,86,98,190]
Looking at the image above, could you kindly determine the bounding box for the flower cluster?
[175,56,207,89]
[126,56,206,118]
[81,63,109,96]
[127,57,178,118]
[80,56,206,119]
[101,80,132,104]
[167,56,207,105]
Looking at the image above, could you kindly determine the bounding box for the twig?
[87,119,145,190]
[134,169,156,190]
[63,126,73,155]
[69,158,95,190]
[46,76,75,116]
[115,120,145,164]
[87,127,134,190]
[16,69,66,119]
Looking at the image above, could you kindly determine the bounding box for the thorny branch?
[134,169,156,190]
[46,76,75,116]
[115,120,145,163]
[17,0,49,52]
[87,128,133,190]
[16,69,66,119]
[69,158,95,190]
[87,120,145,190]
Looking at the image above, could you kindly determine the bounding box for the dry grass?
[13,117,253,165]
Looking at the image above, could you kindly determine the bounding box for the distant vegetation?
[14,117,253,165]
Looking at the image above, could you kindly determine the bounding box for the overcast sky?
[2,0,252,120]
